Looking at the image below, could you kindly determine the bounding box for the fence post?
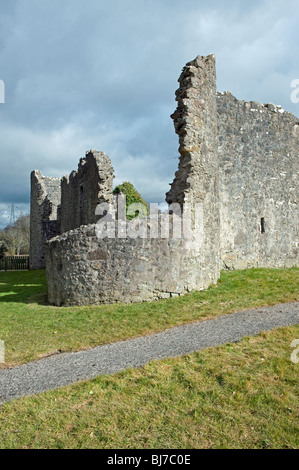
[0,256,29,271]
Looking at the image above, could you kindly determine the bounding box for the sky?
[0,0,298,228]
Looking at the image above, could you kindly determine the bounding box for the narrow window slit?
[261,218,265,233]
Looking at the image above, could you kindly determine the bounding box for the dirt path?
[0,301,298,405]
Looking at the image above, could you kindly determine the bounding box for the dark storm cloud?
[0,0,298,228]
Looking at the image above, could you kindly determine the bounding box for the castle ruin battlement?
[30,54,299,306]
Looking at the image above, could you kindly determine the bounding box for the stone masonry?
[30,171,61,270]
[217,92,299,269]
[30,150,113,269]
[30,54,299,306]
[60,151,114,234]
[166,54,220,288]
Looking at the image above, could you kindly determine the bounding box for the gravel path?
[0,301,298,405]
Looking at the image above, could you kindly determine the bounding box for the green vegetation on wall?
[113,182,149,220]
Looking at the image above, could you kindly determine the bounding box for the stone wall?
[30,150,114,269]
[217,92,299,269]
[166,54,220,287]
[30,171,61,269]
[60,150,114,233]
[46,219,201,306]
[45,54,221,306]
[37,52,299,306]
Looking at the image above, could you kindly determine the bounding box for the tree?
[0,214,30,255]
[113,182,149,220]
[0,240,7,259]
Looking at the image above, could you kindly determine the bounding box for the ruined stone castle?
[30,54,299,306]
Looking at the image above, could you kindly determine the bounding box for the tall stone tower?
[166,54,220,287]
[30,171,61,270]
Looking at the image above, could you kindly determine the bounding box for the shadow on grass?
[0,267,298,309]
[0,270,48,305]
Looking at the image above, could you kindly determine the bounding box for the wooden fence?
[0,256,29,271]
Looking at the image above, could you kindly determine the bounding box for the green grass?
[0,268,298,367]
[0,325,298,449]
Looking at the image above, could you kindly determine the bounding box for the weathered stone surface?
[46,221,202,306]
[166,54,220,289]
[60,150,114,233]
[30,171,61,269]
[30,53,299,306]
[217,92,299,269]
[30,150,114,269]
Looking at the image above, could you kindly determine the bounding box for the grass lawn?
[0,267,298,367]
[0,325,298,449]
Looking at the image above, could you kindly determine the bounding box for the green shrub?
[113,182,149,220]
[0,241,8,260]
